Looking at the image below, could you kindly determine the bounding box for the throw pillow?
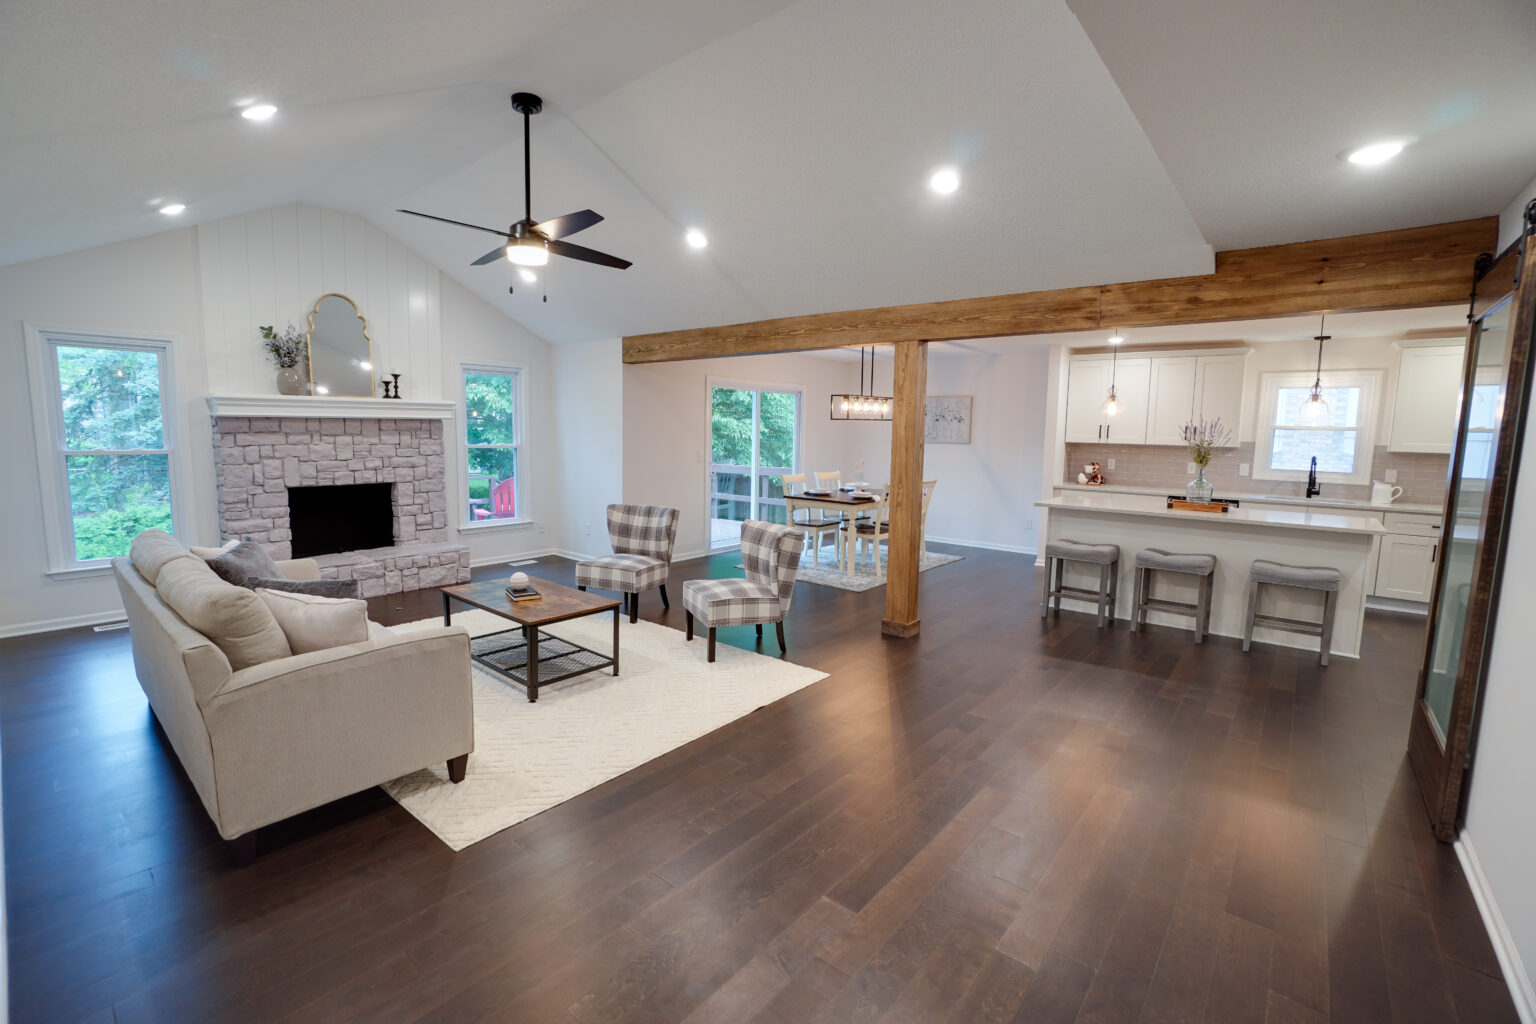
[248,576,362,600]
[255,589,370,655]
[154,557,293,671]
[189,538,239,559]
[206,541,283,589]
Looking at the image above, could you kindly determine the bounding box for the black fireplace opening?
[288,483,394,558]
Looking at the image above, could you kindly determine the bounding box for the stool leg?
[1096,562,1109,628]
[1053,557,1065,614]
[1131,567,1144,632]
[1194,573,1209,644]
[1319,589,1336,667]
[1243,580,1259,652]
[1109,561,1120,621]
[1202,574,1215,640]
[1040,556,1052,618]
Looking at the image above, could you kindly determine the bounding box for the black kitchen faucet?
[1306,456,1321,498]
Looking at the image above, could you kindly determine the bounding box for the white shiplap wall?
[197,204,443,400]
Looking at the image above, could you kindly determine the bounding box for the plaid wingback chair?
[575,504,680,623]
[683,520,801,662]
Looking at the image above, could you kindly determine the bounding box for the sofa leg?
[708,627,717,663]
[659,584,669,609]
[776,621,786,654]
[686,610,694,640]
[447,753,469,784]
[227,831,258,867]
[630,590,639,624]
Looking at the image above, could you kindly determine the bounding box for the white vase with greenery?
[259,322,308,395]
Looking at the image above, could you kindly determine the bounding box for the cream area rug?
[741,551,963,593]
[382,609,828,851]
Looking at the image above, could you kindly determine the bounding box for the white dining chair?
[781,473,841,566]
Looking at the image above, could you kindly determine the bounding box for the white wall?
[1,228,209,635]
[924,347,1049,554]
[551,338,624,560]
[622,351,881,558]
[1497,170,1536,251]
[0,204,562,634]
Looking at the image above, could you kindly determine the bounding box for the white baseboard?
[1456,829,1536,1024]
[469,548,572,568]
[0,608,128,640]
[924,535,1038,557]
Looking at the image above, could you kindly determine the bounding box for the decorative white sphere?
[509,571,529,590]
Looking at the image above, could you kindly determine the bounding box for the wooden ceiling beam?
[622,216,1496,363]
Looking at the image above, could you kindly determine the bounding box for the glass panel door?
[709,385,800,549]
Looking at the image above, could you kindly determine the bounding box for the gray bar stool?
[1242,559,1342,666]
[1041,539,1121,627]
[1131,548,1216,643]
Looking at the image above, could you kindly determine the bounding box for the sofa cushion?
[255,588,370,655]
[189,538,239,559]
[155,557,293,670]
[249,576,363,600]
[129,529,198,586]
[206,541,283,589]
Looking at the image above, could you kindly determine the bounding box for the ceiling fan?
[397,92,631,281]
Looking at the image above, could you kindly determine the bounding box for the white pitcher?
[1372,481,1404,504]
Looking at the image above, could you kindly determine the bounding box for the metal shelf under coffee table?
[440,577,621,702]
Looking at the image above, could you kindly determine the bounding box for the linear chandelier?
[829,346,892,421]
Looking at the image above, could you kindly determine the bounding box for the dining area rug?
[381,609,827,850]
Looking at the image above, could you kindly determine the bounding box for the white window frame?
[23,323,188,576]
[1252,368,1382,486]
[458,361,529,531]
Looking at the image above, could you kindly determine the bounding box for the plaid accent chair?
[683,520,801,662]
[575,504,680,623]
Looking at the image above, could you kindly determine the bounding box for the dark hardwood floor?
[1,546,1518,1023]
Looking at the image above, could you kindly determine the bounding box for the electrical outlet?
[584,522,591,535]
[1186,462,1197,474]
[537,523,545,533]
[1385,469,1398,483]
[1239,463,1250,476]
[1024,518,1034,531]
[1107,459,1116,470]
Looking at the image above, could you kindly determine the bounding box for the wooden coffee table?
[440,577,621,703]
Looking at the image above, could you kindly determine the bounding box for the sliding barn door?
[1409,206,1536,840]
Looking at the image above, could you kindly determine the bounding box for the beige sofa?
[112,533,474,858]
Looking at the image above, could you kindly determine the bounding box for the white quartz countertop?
[1037,494,1387,535]
[1055,482,1442,516]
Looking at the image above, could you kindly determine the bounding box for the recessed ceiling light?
[1344,140,1406,167]
[928,167,960,194]
[518,268,538,283]
[158,203,186,216]
[241,103,278,122]
[684,228,708,249]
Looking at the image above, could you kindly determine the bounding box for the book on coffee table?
[505,583,542,602]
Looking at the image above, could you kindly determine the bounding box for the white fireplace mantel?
[205,394,456,420]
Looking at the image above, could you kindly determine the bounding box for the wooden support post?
[882,340,927,638]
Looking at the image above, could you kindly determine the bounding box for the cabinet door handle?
[1431,543,1438,564]
[1098,424,1102,440]
[1105,424,1111,440]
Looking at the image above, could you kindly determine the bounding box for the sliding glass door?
[709,383,801,550]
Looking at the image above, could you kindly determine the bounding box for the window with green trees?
[464,365,522,523]
[45,340,176,563]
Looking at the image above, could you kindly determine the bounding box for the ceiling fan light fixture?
[506,239,548,267]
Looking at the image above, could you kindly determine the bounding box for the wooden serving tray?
[1167,499,1230,513]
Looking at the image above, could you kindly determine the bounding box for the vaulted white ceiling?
[3,0,1532,345]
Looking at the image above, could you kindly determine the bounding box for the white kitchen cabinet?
[1146,356,1197,445]
[1065,355,1150,444]
[1375,532,1438,602]
[1389,344,1465,454]
[1195,354,1246,444]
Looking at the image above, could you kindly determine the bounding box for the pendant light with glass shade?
[829,347,892,420]
[1299,314,1331,424]
[1100,331,1126,416]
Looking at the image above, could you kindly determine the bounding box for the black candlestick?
[389,373,402,399]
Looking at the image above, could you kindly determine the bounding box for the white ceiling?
[2,0,1532,346]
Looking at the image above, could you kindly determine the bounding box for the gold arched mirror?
[306,293,375,397]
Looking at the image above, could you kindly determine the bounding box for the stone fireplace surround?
[208,404,471,597]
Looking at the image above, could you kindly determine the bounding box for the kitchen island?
[1035,493,1386,658]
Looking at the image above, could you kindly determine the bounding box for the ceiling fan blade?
[471,245,507,266]
[547,238,632,270]
[534,209,603,240]
[397,209,511,240]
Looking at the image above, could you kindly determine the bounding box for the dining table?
[785,486,882,577]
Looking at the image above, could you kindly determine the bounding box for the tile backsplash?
[1063,442,1449,505]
